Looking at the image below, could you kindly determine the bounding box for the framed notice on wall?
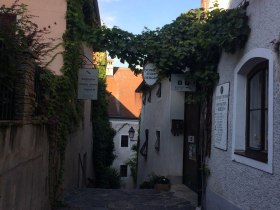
[77,68,98,100]
[214,82,230,150]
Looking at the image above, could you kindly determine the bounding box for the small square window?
[121,135,128,147]
[120,165,128,177]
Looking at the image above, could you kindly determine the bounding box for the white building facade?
[111,120,139,189]
[206,0,280,209]
[137,79,185,186]
[106,66,142,188]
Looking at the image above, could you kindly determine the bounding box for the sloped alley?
[57,185,197,210]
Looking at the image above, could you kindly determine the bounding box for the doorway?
[183,93,201,192]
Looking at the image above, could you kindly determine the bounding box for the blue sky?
[98,0,201,66]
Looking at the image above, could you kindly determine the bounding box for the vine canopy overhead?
[82,3,250,88]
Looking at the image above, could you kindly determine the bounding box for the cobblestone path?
[58,187,196,210]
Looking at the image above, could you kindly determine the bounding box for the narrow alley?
[57,185,197,210]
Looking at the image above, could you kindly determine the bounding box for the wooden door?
[183,94,200,192]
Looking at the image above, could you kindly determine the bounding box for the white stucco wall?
[207,0,280,209]
[137,79,185,186]
[111,119,139,189]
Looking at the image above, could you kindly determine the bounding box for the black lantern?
[128,126,135,140]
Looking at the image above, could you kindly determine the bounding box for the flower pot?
[154,183,170,191]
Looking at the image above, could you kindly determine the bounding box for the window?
[140,129,148,159]
[120,165,128,177]
[147,89,151,103]
[232,48,273,173]
[245,62,268,162]
[155,131,160,152]
[142,91,146,105]
[121,135,129,147]
[156,83,161,98]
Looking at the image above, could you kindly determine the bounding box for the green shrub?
[139,181,154,189]
[95,167,121,189]
[140,174,170,189]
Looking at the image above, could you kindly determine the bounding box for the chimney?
[201,0,209,10]
[106,59,114,76]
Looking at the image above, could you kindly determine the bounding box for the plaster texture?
[0,125,49,210]
[111,119,139,189]
[137,79,185,186]
[2,0,66,75]
[207,0,280,209]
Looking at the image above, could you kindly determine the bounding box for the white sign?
[78,68,98,100]
[171,74,196,92]
[142,63,158,86]
[214,82,230,150]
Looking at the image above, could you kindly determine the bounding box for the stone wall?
[0,52,50,209]
[0,125,49,210]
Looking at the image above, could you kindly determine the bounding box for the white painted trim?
[232,48,274,173]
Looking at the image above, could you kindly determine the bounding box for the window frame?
[232,48,273,173]
[155,130,160,152]
[140,129,148,159]
[120,135,129,148]
[244,61,268,162]
[156,83,161,98]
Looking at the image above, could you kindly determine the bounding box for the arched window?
[246,61,268,162]
[232,48,273,173]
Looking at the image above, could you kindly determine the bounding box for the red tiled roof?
[106,67,143,119]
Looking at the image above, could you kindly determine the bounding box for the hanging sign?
[214,82,230,150]
[77,68,98,100]
[142,63,158,86]
[171,74,196,92]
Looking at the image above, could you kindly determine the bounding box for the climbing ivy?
[0,1,54,86]
[1,0,251,207]
[85,4,250,91]
[42,5,83,210]
[92,52,119,188]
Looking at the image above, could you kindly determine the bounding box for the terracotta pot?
[154,183,170,191]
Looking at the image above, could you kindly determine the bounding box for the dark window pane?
[156,83,161,98]
[249,110,261,149]
[120,165,127,177]
[121,135,128,147]
[155,131,160,152]
[249,71,261,109]
[246,61,268,156]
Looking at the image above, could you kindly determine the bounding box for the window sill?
[232,151,272,173]
[234,150,267,163]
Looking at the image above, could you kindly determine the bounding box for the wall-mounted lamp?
[128,126,136,141]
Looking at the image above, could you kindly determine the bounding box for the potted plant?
[154,176,171,191]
